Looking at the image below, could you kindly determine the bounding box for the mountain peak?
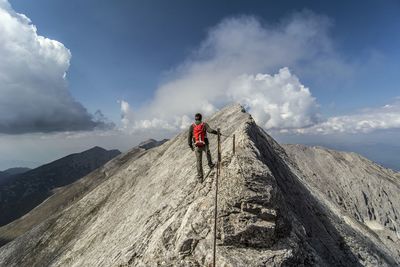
[0,145,121,228]
[86,146,107,152]
[210,102,248,120]
[0,103,398,266]
[138,139,169,150]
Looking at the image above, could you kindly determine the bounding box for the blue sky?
[1,0,400,170]
[10,0,400,119]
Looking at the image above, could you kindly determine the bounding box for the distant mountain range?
[0,139,168,247]
[0,146,121,227]
[138,138,169,150]
[295,142,400,172]
[0,160,41,172]
[0,167,31,185]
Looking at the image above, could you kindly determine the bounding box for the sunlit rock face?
[0,104,399,266]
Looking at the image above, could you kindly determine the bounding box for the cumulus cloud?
[120,67,319,132]
[228,68,319,129]
[120,100,178,131]
[295,100,400,134]
[121,11,352,133]
[0,0,113,134]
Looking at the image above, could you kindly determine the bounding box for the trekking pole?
[213,128,221,267]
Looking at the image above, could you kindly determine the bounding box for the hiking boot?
[208,162,215,169]
[197,176,204,183]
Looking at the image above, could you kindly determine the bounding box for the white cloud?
[120,100,134,129]
[120,67,319,133]
[116,12,396,138]
[228,68,319,129]
[295,100,400,134]
[119,100,178,131]
[120,12,345,133]
[0,0,112,134]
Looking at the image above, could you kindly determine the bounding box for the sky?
[0,0,399,170]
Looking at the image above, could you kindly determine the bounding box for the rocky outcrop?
[0,104,398,266]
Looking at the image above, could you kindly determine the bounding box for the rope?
[212,128,221,267]
[212,131,236,267]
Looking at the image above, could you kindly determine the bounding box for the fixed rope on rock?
[212,130,235,267]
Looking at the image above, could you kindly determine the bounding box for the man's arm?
[188,124,194,148]
[205,123,218,135]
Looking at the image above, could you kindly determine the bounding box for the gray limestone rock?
[0,104,398,266]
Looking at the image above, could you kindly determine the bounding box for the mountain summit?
[0,104,399,266]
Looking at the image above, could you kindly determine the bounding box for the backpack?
[192,122,206,147]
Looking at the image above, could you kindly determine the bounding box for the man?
[188,113,218,183]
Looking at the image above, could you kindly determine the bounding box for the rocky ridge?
[0,104,398,266]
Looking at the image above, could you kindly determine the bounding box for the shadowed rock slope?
[0,147,121,227]
[0,142,168,247]
[0,167,30,185]
[0,104,398,266]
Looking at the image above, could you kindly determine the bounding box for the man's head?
[194,113,202,124]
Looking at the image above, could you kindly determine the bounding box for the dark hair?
[195,113,202,120]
